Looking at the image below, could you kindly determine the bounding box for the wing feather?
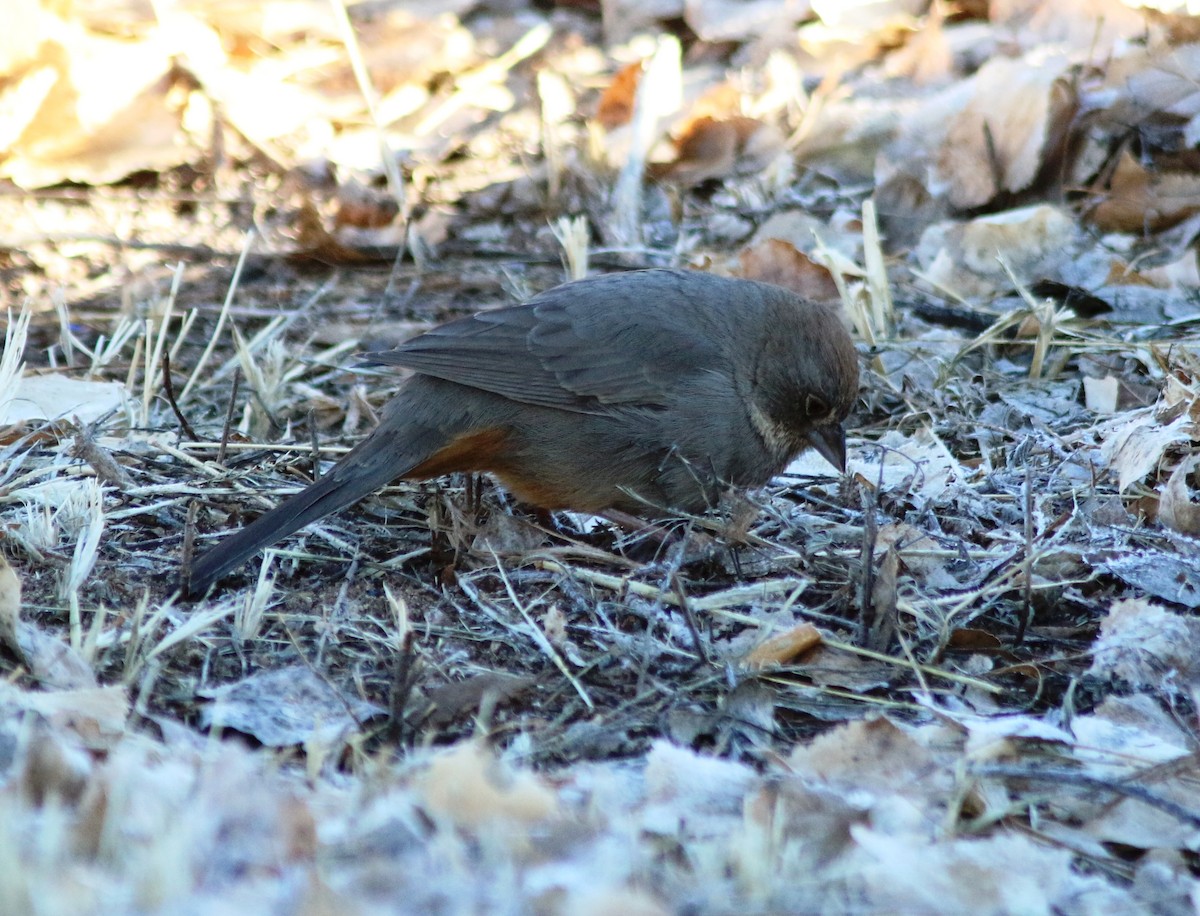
[372,270,750,413]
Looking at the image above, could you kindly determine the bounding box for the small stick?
[161,351,199,442]
[309,410,322,482]
[217,369,241,466]
[1015,460,1035,646]
[671,572,709,665]
[180,500,199,595]
[858,485,878,646]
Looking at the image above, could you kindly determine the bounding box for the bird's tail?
[183,424,444,598]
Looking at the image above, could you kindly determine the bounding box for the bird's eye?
[805,393,831,420]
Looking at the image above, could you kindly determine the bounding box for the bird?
[183,269,859,596]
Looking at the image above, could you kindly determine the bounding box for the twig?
[1015,459,1035,646]
[492,552,594,711]
[858,485,878,645]
[671,572,709,666]
[309,411,322,483]
[217,369,240,466]
[974,765,1200,829]
[820,635,1004,694]
[534,558,809,615]
[161,350,199,442]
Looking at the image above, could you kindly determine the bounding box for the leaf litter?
[1,0,1200,912]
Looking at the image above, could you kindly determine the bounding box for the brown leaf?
[651,115,783,185]
[947,628,1004,651]
[417,741,558,828]
[868,546,899,651]
[333,179,400,231]
[1158,455,1200,536]
[1088,149,1200,233]
[882,4,952,85]
[917,204,1077,298]
[425,672,536,726]
[741,622,822,669]
[291,202,384,265]
[937,54,1075,209]
[0,13,193,187]
[735,238,841,301]
[596,60,643,130]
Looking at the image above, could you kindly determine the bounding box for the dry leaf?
[1101,407,1194,492]
[917,204,1078,297]
[937,54,1074,209]
[1083,375,1120,414]
[882,6,953,85]
[1157,454,1200,535]
[575,889,670,916]
[745,776,868,867]
[651,115,784,185]
[991,0,1149,55]
[418,740,558,828]
[850,830,1082,914]
[740,622,822,669]
[17,718,93,805]
[1088,149,1200,233]
[1113,40,1200,122]
[0,1,46,77]
[684,0,811,43]
[596,60,644,130]
[735,238,841,301]
[1088,596,1200,688]
[0,374,130,426]
[0,554,19,651]
[0,682,129,741]
[644,740,756,813]
[788,718,943,797]
[0,11,190,187]
[199,665,384,746]
[292,201,384,264]
[425,672,535,726]
[868,546,899,650]
[845,428,964,501]
[333,179,401,231]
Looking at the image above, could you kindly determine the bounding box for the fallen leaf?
[917,204,1079,298]
[1087,596,1200,688]
[937,53,1074,209]
[1101,407,1194,492]
[596,60,643,130]
[0,11,192,187]
[651,115,784,186]
[735,238,841,301]
[417,740,559,828]
[1088,149,1200,233]
[0,374,130,426]
[425,672,535,726]
[1158,454,1200,535]
[199,665,384,746]
[1083,375,1120,414]
[685,0,811,43]
[0,682,128,744]
[740,622,822,669]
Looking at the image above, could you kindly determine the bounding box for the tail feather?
[183,428,439,597]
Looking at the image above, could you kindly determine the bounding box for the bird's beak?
[806,423,847,473]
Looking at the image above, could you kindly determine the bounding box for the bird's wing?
[371,270,742,413]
